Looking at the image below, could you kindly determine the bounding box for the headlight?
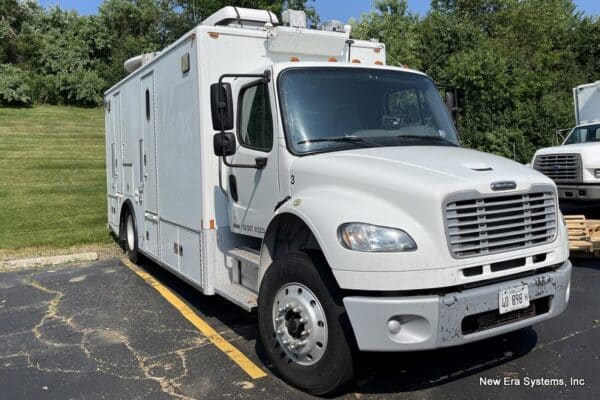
[595,169,600,179]
[337,223,417,252]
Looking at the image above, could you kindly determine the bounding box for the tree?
[0,63,31,105]
[351,0,420,68]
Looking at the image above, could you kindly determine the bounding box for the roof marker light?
[328,57,337,62]
[208,32,219,39]
[351,59,361,64]
[290,56,300,62]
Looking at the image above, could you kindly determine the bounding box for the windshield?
[564,124,600,145]
[278,68,460,155]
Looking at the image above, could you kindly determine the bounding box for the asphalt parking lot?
[0,255,598,400]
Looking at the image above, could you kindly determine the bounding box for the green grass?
[0,105,112,253]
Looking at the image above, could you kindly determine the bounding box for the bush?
[0,64,31,106]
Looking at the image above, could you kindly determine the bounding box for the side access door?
[140,73,159,256]
[112,92,123,194]
[227,75,279,237]
[141,73,158,213]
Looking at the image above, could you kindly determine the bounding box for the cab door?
[227,75,279,237]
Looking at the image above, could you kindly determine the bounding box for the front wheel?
[257,251,355,395]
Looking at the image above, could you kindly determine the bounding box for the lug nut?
[276,329,283,336]
[299,317,308,324]
[292,307,301,313]
[301,329,310,337]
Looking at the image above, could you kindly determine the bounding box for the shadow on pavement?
[351,327,537,395]
[129,251,539,398]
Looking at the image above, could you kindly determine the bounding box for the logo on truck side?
[491,181,517,191]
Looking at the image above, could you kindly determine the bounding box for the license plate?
[499,285,530,314]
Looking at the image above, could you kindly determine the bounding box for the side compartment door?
[113,92,123,194]
[141,73,158,214]
[227,76,279,237]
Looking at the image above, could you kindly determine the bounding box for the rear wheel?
[123,209,139,263]
[258,251,355,395]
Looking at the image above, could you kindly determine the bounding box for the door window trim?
[236,79,274,153]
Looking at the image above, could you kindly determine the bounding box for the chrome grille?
[533,153,582,182]
[445,189,557,258]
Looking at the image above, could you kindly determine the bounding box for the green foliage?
[0,63,31,105]
[351,0,421,68]
[1,0,316,106]
[353,0,596,161]
[1,0,600,162]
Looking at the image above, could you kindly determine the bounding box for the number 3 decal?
[290,175,295,185]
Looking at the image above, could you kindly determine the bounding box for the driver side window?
[238,82,273,152]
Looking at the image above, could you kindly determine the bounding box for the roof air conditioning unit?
[282,9,307,28]
[201,7,278,28]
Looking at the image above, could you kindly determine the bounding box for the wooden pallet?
[565,215,600,255]
[589,219,600,252]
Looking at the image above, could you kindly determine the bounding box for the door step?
[228,247,260,268]
[217,247,261,311]
[215,283,257,311]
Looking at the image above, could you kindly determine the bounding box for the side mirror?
[213,132,236,157]
[211,83,233,131]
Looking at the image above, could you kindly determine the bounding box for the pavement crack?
[532,323,600,351]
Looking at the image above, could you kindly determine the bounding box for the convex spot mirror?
[213,132,236,157]
[210,82,233,131]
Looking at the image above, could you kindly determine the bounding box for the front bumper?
[557,184,600,200]
[343,260,571,351]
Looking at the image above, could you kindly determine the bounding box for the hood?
[291,146,553,198]
[534,142,600,156]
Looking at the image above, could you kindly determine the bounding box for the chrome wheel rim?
[126,215,135,251]
[272,282,328,366]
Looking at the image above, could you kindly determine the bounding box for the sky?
[39,0,600,21]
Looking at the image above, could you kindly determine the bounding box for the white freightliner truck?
[104,7,571,395]
[533,81,600,201]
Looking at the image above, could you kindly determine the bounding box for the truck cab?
[214,61,571,393]
[105,7,571,395]
[533,81,600,201]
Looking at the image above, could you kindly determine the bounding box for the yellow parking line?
[123,259,267,380]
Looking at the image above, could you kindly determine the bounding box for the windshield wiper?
[297,135,379,147]
[395,135,458,146]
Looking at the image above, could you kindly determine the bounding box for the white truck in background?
[104,7,571,395]
[533,81,600,201]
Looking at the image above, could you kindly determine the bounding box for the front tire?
[257,251,355,395]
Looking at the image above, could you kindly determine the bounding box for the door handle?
[255,157,268,170]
